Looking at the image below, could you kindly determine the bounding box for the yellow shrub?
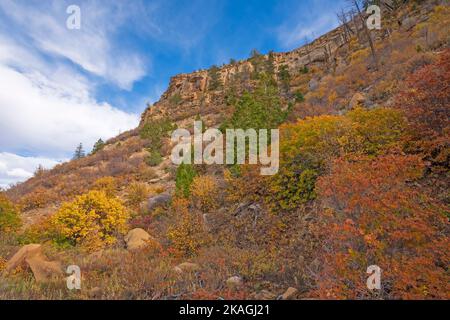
[167,197,208,257]
[51,190,129,251]
[92,176,117,197]
[190,175,219,212]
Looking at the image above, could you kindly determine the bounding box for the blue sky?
[0,0,346,188]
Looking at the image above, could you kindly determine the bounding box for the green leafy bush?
[175,163,197,197]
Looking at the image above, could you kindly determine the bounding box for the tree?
[91,138,105,154]
[208,65,223,91]
[73,143,85,160]
[350,0,379,69]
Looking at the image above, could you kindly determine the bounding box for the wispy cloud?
[0,153,61,189]
[276,0,344,50]
[0,1,142,187]
[0,0,148,90]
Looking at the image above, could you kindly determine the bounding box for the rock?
[401,16,418,31]
[124,228,152,251]
[147,193,171,212]
[308,78,319,91]
[226,276,243,289]
[349,92,366,109]
[254,290,276,300]
[280,287,298,300]
[4,244,62,282]
[87,287,102,299]
[174,262,200,274]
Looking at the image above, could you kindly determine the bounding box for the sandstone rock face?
[147,193,171,212]
[4,244,62,282]
[173,262,200,274]
[124,228,152,250]
[226,276,243,289]
[349,92,366,109]
[280,287,298,300]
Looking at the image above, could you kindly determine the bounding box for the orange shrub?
[313,155,449,299]
[190,175,219,212]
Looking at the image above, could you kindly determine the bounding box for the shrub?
[0,194,21,233]
[167,198,208,257]
[19,188,55,211]
[269,108,406,210]
[126,182,150,208]
[145,149,163,167]
[92,176,117,197]
[175,163,197,197]
[314,155,449,299]
[190,175,219,212]
[51,190,129,251]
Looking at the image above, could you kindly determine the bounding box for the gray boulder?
[147,193,171,211]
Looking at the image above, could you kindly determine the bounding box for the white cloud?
[0,3,142,187]
[0,64,139,158]
[0,153,61,189]
[0,0,147,90]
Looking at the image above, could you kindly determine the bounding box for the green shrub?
[175,163,197,197]
[145,149,163,167]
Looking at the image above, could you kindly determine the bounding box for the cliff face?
[6,0,442,223]
[140,23,349,127]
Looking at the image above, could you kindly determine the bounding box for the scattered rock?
[4,244,62,282]
[147,193,171,212]
[349,92,366,109]
[174,262,200,274]
[124,228,152,250]
[253,290,276,300]
[226,276,243,289]
[280,287,298,300]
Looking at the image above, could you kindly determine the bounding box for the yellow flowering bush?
[51,190,129,250]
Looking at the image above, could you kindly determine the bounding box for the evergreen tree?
[91,138,105,154]
[208,65,223,91]
[73,143,86,160]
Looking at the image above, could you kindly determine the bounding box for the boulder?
[280,287,298,300]
[4,244,62,282]
[308,78,319,91]
[226,276,243,289]
[349,92,366,109]
[253,290,276,300]
[173,262,200,274]
[124,228,152,251]
[87,287,102,299]
[401,16,418,31]
[147,193,171,212]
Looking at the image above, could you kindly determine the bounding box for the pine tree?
[92,138,105,154]
[73,143,86,160]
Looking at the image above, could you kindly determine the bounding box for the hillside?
[1,0,449,300]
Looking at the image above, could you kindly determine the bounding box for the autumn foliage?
[51,190,130,251]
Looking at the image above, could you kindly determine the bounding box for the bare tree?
[350,0,379,70]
